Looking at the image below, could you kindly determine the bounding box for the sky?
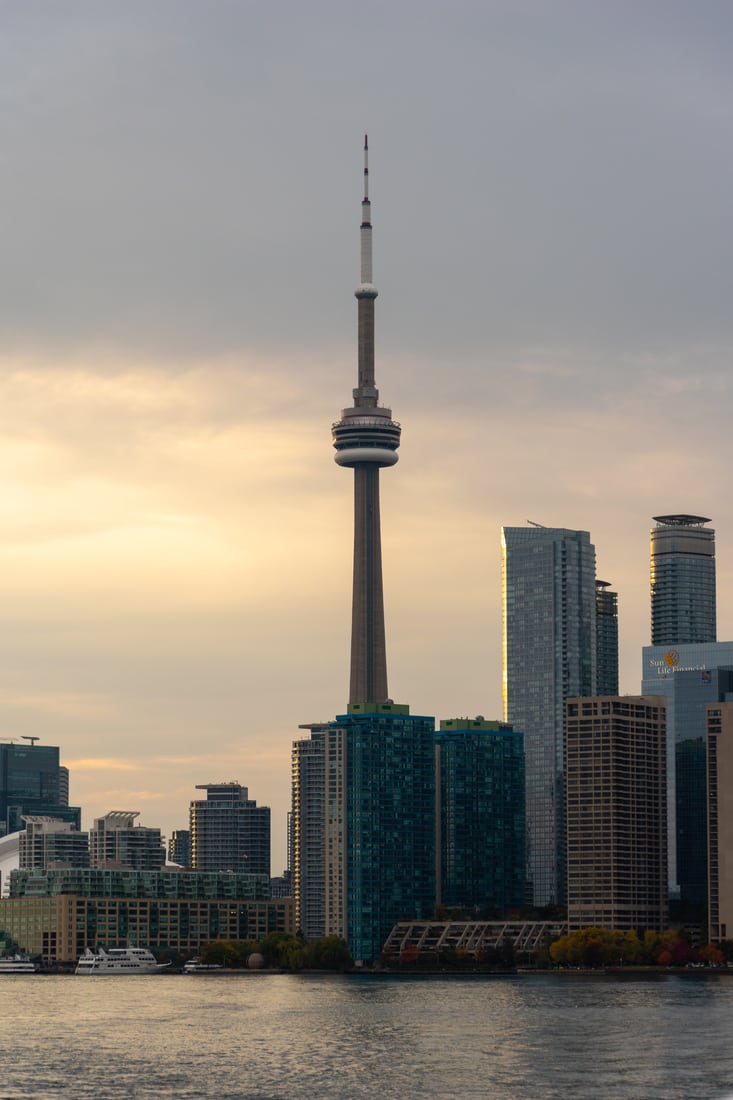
[1,1,732,868]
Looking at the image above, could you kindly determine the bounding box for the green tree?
[303,935,353,971]
[199,940,245,967]
[255,932,297,967]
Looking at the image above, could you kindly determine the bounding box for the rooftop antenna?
[21,735,40,746]
[527,520,546,528]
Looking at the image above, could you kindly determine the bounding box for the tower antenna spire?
[331,138,401,704]
[361,135,372,287]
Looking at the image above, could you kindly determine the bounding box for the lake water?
[1,971,732,1099]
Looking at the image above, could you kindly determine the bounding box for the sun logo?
[665,649,680,667]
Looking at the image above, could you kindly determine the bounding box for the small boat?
[75,946,171,975]
[0,954,39,974]
[183,957,225,973]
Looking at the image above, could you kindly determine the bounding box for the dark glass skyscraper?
[435,718,525,913]
[344,705,435,962]
[642,642,733,910]
[502,525,596,906]
[0,742,80,837]
[595,580,619,696]
[650,515,716,645]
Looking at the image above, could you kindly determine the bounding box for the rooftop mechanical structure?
[332,136,400,705]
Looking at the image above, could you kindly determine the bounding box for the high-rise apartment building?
[291,727,328,941]
[502,524,597,905]
[343,705,435,962]
[595,580,619,696]
[0,742,80,837]
[435,718,525,912]
[706,702,733,943]
[651,515,716,646]
[292,140,436,963]
[89,811,165,871]
[293,705,435,963]
[566,695,668,932]
[190,783,270,877]
[167,829,191,868]
[641,642,733,910]
[19,816,89,870]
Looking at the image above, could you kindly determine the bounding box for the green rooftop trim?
[347,701,410,715]
[439,717,514,732]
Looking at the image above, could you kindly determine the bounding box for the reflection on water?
[2,972,733,1099]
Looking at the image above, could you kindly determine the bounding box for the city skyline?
[1,4,732,867]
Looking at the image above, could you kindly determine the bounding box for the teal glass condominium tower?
[435,718,525,912]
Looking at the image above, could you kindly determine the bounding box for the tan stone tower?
[332,137,400,704]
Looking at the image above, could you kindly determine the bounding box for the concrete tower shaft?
[332,137,400,705]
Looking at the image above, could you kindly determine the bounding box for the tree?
[199,940,246,968]
[698,943,724,967]
[303,935,353,971]
[255,932,297,967]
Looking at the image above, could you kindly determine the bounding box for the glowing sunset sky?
[2,2,732,866]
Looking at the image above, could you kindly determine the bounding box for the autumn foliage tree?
[549,927,701,968]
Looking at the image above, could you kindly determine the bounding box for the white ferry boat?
[0,954,39,974]
[75,946,171,975]
[182,957,225,973]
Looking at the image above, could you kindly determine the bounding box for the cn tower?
[332,137,401,705]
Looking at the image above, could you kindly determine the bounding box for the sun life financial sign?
[648,649,707,675]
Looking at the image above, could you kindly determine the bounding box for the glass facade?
[705,702,733,943]
[650,515,716,645]
[167,830,191,868]
[292,704,435,963]
[641,642,733,901]
[0,744,80,836]
[343,706,435,963]
[435,720,525,912]
[9,867,270,900]
[501,526,596,905]
[595,581,619,696]
[675,738,707,912]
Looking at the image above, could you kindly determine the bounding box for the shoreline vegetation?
[12,926,733,976]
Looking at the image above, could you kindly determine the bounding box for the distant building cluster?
[0,745,283,963]
[2,145,733,969]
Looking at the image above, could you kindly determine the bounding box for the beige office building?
[566,696,668,932]
[706,702,733,942]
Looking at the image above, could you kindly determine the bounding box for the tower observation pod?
[332,137,401,705]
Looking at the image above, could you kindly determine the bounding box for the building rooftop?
[653,514,712,528]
